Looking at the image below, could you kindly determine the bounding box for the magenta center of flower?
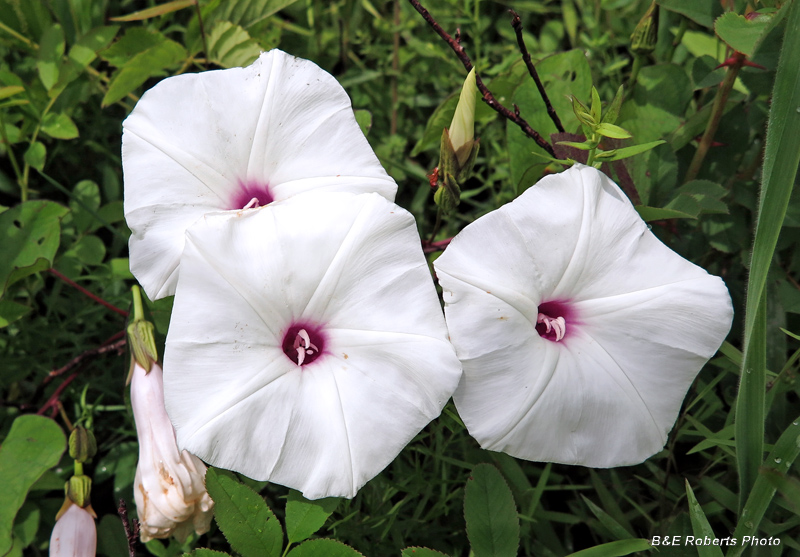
[282,323,326,366]
[535,301,573,342]
[229,179,274,210]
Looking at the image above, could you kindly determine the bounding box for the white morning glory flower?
[162,192,462,499]
[123,49,397,300]
[49,503,96,557]
[433,164,733,467]
[131,361,214,542]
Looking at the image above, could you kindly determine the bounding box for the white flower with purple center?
[162,192,462,499]
[122,49,397,300]
[434,164,733,467]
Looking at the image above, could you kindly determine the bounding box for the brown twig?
[118,499,139,557]
[407,0,556,157]
[45,333,127,384]
[49,268,129,317]
[509,10,564,133]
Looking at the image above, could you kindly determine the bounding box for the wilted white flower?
[131,361,213,542]
[49,503,96,557]
[434,164,733,467]
[163,192,462,499]
[123,49,397,300]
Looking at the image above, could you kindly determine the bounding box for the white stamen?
[292,328,319,365]
[243,197,260,210]
[537,313,566,342]
[296,346,306,365]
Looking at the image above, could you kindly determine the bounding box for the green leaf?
[594,140,665,162]
[36,24,65,91]
[69,26,120,68]
[183,550,234,557]
[0,415,66,556]
[68,179,101,233]
[40,112,79,140]
[580,495,633,539]
[0,200,69,296]
[97,515,130,557]
[595,123,632,139]
[664,180,728,218]
[464,463,520,557]
[736,0,800,512]
[401,548,450,557]
[0,86,24,101]
[111,0,195,21]
[714,12,771,57]
[100,28,187,106]
[685,481,723,557]
[656,0,722,29]
[204,0,303,29]
[66,235,106,266]
[285,489,339,544]
[206,21,262,68]
[11,503,39,549]
[0,299,30,327]
[286,539,364,557]
[564,539,653,557]
[634,206,697,221]
[601,85,624,125]
[354,110,372,137]
[727,415,800,557]
[411,92,458,156]
[205,468,283,557]
[24,142,46,171]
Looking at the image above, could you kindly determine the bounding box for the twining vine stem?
[509,10,565,133]
[407,0,556,157]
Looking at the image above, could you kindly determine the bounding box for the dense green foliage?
[1,0,799,555]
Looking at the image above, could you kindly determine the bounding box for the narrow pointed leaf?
[110,0,195,21]
[564,539,653,557]
[685,481,723,557]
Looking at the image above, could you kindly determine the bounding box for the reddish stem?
[49,268,129,317]
[37,371,80,417]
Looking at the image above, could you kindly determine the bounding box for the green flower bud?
[68,427,97,463]
[65,475,92,509]
[631,0,659,54]
[127,286,158,377]
[448,68,478,168]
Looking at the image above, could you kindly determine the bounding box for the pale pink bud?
[131,361,214,542]
[49,504,96,557]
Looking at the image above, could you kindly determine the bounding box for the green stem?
[21,95,58,201]
[0,110,23,185]
[74,460,84,476]
[684,53,744,182]
[0,20,36,50]
[131,285,145,323]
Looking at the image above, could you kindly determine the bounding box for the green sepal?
[590,87,602,124]
[630,0,659,53]
[127,318,158,373]
[65,475,92,508]
[571,95,595,127]
[593,140,666,161]
[556,140,594,150]
[601,85,625,125]
[435,128,477,215]
[68,427,97,463]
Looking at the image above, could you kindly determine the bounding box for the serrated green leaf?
[204,0,303,29]
[182,550,234,557]
[0,200,68,296]
[206,21,261,68]
[285,490,339,544]
[205,468,283,557]
[24,142,46,171]
[464,463,519,557]
[286,539,364,557]
[714,12,770,57]
[0,415,66,556]
[685,481,723,557]
[41,112,79,140]
[564,539,653,557]
[401,548,450,557]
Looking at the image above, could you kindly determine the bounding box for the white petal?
[164,192,461,498]
[131,362,213,542]
[49,504,96,557]
[123,49,397,300]
[434,164,733,466]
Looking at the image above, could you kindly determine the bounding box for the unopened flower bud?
[448,68,478,168]
[69,427,97,463]
[64,475,93,511]
[49,504,96,557]
[132,360,213,542]
[630,0,659,54]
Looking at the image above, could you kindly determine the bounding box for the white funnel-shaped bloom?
[123,49,397,300]
[434,164,733,467]
[131,361,213,542]
[163,192,462,499]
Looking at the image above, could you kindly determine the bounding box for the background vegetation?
[1,0,799,555]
